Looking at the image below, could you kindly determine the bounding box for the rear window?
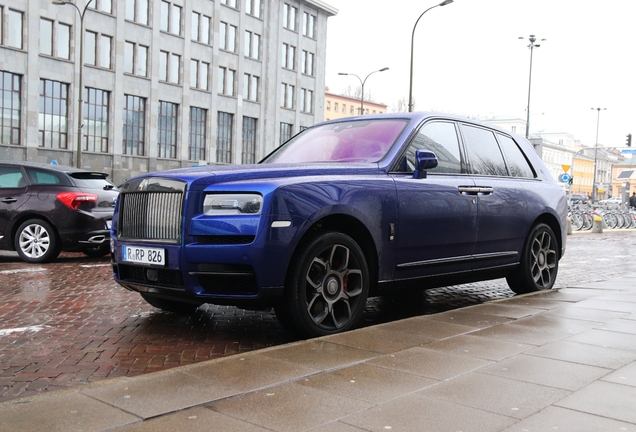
[71,174,117,190]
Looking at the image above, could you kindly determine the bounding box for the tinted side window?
[0,167,26,188]
[461,124,507,176]
[496,134,535,178]
[405,121,462,173]
[25,168,67,185]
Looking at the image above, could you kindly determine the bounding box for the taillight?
[56,192,99,211]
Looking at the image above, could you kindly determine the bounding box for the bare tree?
[391,97,412,113]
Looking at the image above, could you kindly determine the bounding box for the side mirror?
[413,150,438,179]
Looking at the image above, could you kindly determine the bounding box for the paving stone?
[2,231,636,403]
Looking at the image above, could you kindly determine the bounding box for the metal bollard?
[592,215,603,233]
[567,217,572,235]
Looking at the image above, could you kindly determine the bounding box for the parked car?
[0,161,118,263]
[111,113,568,337]
[598,196,622,205]
[569,193,589,203]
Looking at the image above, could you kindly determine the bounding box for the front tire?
[507,223,559,294]
[275,231,370,338]
[14,219,61,263]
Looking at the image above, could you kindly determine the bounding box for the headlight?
[203,193,263,215]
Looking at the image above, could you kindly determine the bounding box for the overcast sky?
[324,0,636,149]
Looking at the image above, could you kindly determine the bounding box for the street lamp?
[519,34,546,138]
[338,67,389,115]
[408,0,453,112]
[53,0,95,169]
[591,107,607,202]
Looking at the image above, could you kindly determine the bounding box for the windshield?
[262,119,409,164]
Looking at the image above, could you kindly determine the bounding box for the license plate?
[122,246,165,266]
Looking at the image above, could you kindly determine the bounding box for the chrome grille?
[118,190,184,243]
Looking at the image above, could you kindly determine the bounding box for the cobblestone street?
[1,230,636,402]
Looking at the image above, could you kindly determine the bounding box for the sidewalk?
[1,275,636,432]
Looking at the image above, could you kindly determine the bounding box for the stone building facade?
[0,0,336,184]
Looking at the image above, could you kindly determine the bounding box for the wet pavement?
[1,230,636,403]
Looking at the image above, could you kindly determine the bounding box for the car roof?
[0,160,109,177]
[312,111,521,139]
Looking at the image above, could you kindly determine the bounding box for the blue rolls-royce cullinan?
[111,113,567,337]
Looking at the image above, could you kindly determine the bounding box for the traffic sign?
[621,149,636,154]
[561,165,570,173]
[558,173,571,183]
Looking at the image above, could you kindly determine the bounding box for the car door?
[0,165,30,246]
[459,124,530,269]
[392,120,477,280]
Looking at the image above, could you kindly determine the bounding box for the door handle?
[458,187,493,196]
[1,198,17,204]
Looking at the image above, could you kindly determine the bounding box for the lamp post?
[519,34,545,138]
[408,0,453,112]
[338,67,389,115]
[591,107,607,202]
[53,0,94,168]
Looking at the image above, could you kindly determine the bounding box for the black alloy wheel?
[275,231,370,338]
[507,223,559,294]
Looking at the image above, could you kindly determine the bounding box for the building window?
[160,1,181,35]
[219,22,237,52]
[0,71,21,145]
[301,50,314,76]
[124,42,148,77]
[190,59,209,91]
[87,0,112,14]
[511,126,516,133]
[38,79,68,149]
[281,83,294,109]
[85,32,112,69]
[282,43,295,69]
[191,12,211,45]
[218,66,235,96]
[82,88,109,153]
[334,103,338,112]
[244,30,260,59]
[216,112,233,163]
[280,122,293,145]
[159,51,180,84]
[188,107,207,161]
[158,101,178,159]
[300,88,313,113]
[122,94,146,156]
[245,0,261,18]
[243,73,259,102]
[3,8,23,49]
[326,101,330,111]
[242,116,257,164]
[342,104,346,113]
[220,0,238,8]
[282,3,297,31]
[302,12,315,38]
[349,105,354,114]
[125,0,149,25]
[39,19,70,60]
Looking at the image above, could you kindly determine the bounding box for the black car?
[0,161,118,263]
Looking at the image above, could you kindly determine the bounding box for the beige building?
[324,92,387,121]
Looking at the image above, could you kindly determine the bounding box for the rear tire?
[507,223,559,294]
[274,231,370,338]
[140,293,201,314]
[14,219,61,263]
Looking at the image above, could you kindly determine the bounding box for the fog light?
[145,268,158,282]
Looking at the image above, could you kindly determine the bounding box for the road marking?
[80,264,111,268]
[0,325,50,336]
[0,268,46,275]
